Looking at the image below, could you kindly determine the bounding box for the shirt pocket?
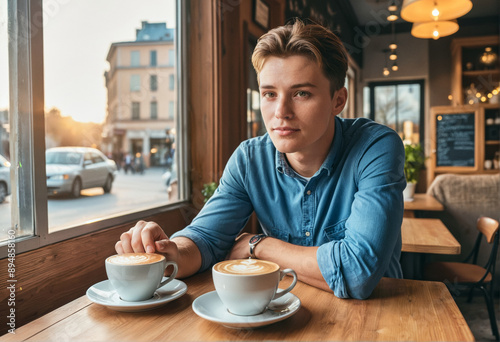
[323,219,347,241]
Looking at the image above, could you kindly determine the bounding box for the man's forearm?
[171,236,202,278]
[254,237,331,292]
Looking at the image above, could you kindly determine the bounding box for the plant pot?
[403,182,416,202]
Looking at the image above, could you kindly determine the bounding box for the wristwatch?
[249,234,267,259]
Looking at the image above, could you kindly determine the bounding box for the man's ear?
[331,87,348,116]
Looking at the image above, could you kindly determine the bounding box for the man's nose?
[274,97,293,119]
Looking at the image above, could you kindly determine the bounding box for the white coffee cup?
[212,259,297,316]
[105,253,178,302]
[484,160,493,170]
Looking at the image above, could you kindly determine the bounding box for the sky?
[0,0,175,123]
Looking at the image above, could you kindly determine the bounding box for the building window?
[366,80,424,145]
[150,75,158,91]
[150,50,157,66]
[132,102,140,120]
[169,74,175,90]
[1,0,186,253]
[168,49,175,67]
[130,75,141,92]
[150,101,158,119]
[169,101,175,120]
[131,50,140,67]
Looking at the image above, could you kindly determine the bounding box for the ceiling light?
[387,13,399,21]
[383,67,390,76]
[389,42,398,50]
[392,62,399,71]
[401,0,472,22]
[411,20,459,40]
[389,51,398,60]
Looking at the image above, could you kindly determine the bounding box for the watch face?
[249,234,263,244]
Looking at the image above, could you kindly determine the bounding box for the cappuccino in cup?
[212,259,297,316]
[107,253,164,265]
[105,253,178,302]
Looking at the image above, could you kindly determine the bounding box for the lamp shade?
[411,20,459,39]
[401,0,472,22]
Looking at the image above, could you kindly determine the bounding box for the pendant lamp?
[401,0,473,22]
[411,20,459,40]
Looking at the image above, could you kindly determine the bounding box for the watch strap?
[249,234,267,259]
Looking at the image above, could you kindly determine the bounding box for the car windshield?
[46,151,82,165]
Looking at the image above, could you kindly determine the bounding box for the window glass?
[370,81,423,145]
[0,0,12,241]
[131,51,140,67]
[132,102,141,120]
[130,75,141,92]
[150,50,157,66]
[41,0,180,233]
[151,101,158,119]
[150,75,158,91]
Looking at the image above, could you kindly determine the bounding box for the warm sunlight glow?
[1,0,175,123]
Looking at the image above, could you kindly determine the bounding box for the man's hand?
[115,220,179,263]
[115,220,202,278]
[226,232,253,259]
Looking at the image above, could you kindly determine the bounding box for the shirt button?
[305,231,311,237]
[306,190,312,195]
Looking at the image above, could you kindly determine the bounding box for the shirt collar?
[275,116,344,178]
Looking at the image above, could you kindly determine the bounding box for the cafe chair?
[423,216,500,341]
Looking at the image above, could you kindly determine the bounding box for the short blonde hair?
[252,19,348,96]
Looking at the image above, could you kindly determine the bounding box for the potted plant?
[403,143,426,201]
[201,182,218,203]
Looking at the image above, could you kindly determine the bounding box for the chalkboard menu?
[436,113,475,167]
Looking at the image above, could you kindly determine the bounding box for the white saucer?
[192,291,301,329]
[86,278,187,312]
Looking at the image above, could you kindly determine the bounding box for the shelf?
[486,140,500,145]
[463,69,499,77]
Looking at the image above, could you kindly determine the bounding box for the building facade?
[103,21,176,167]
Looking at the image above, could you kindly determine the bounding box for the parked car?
[0,154,11,203]
[46,147,117,198]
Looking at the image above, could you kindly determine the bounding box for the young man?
[115,20,406,299]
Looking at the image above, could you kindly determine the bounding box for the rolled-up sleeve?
[317,130,405,299]
[171,144,254,272]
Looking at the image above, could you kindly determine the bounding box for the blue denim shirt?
[172,117,406,299]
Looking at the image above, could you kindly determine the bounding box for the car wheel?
[0,182,6,203]
[103,175,113,193]
[71,178,82,198]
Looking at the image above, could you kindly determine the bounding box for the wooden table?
[404,194,444,218]
[0,271,474,341]
[401,218,461,255]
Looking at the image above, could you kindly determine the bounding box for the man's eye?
[263,92,276,98]
[296,91,309,97]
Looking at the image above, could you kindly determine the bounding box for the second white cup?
[212,259,297,316]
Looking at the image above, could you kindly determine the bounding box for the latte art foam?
[214,259,279,275]
[107,253,164,265]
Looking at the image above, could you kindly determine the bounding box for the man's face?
[259,55,346,157]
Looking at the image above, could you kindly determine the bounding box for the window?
[150,75,158,91]
[132,102,141,120]
[130,75,141,92]
[169,74,175,90]
[169,101,175,120]
[150,50,157,66]
[151,101,158,119]
[366,81,424,145]
[168,49,175,66]
[131,51,140,67]
[1,0,186,253]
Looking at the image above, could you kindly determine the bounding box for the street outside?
[0,167,172,240]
